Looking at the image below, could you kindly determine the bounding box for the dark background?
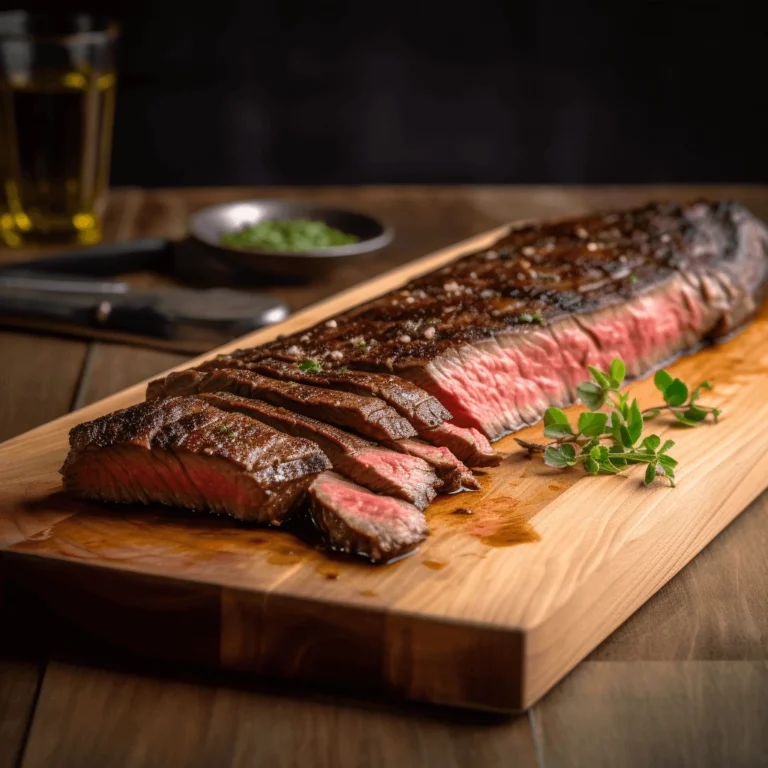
[10,0,768,186]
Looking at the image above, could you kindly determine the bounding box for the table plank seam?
[528,707,546,768]
[4,334,95,765]
[11,660,46,768]
[69,343,98,412]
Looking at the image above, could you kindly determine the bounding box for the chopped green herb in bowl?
[221,219,360,252]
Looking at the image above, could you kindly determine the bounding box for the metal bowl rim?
[188,199,394,259]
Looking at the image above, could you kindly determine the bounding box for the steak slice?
[148,363,496,466]
[199,392,439,510]
[61,396,330,525]
[209,359,494,471]
[392,437,479,493]
[148,368,417,442]
[195,357,452,431]
[308,471,428,562]
[253,200,768,439]
[420,423,501,467]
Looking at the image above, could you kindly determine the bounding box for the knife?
[2,238,174,276]
[0,270,289,352]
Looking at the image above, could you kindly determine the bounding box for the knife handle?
[0,293,103,327]
[1,238,173,277]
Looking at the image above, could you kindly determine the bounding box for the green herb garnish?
[338,365,349,372]
[298,358,322,373]
[517,312,545,324]
[221,219,360,252]
[357,341,369,351]
[515,358,722,487]
[628,275,639,284]
[216,424,238,438]
[426,317,438,325]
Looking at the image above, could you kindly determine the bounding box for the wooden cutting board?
[1,223,767,713]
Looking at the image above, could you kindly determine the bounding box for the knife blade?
[0,272,289,351]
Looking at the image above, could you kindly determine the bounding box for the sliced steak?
[199,392,439,510]
[148,363,497,466]
[148,368,417,442]
[196,357,452,431]
[251,200,768,439]
[420,423,501,467]
[392,437,479,493]
[61,396,330,525]
[308,471,428,562]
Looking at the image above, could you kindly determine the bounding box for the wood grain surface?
[1,186,767,765]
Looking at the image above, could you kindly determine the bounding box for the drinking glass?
[0,12,118,247]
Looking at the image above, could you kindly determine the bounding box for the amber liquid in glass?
[0,69,116,246]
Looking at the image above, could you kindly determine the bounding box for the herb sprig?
[515,358,722,487]
[645,370,721,426]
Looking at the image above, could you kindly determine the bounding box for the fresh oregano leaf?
[644,462,658,485]
[682,406,708,423]
[639,434,661,452]
[585,457,600,474]
[618,398,630,419]
[560,444,576,461]
[577,381,605,410]
[672,411,701,427]
[659,462,676,486]
[544,446,569,468]
[543,407,574,438]
[627,399,644,444]
[543,424,575,439]
[609,358,626,387]
[544,407,570,427]
[664,378,689,407]
[619,425,633,447]
[659,439,675,454]
[588,366,612,388]
[578,411,608,437]
[654,369,674,394]
[643,408,661,419]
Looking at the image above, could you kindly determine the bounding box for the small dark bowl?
[188,200,394,280]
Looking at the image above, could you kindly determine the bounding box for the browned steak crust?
[243,200,768,438]
[62,396,330,524]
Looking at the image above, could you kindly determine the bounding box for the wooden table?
[1,186,767,768]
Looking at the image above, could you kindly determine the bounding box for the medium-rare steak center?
[61,396,331,524]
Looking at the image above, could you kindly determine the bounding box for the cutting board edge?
[520,464,768,710]
[1,547,530,712]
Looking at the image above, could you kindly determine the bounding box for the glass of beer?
[0,12,118,247]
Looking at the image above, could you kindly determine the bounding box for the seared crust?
[248,200,768,371]
[62,396,331,524]
[148,369,418,442]
[196,357,452,430]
